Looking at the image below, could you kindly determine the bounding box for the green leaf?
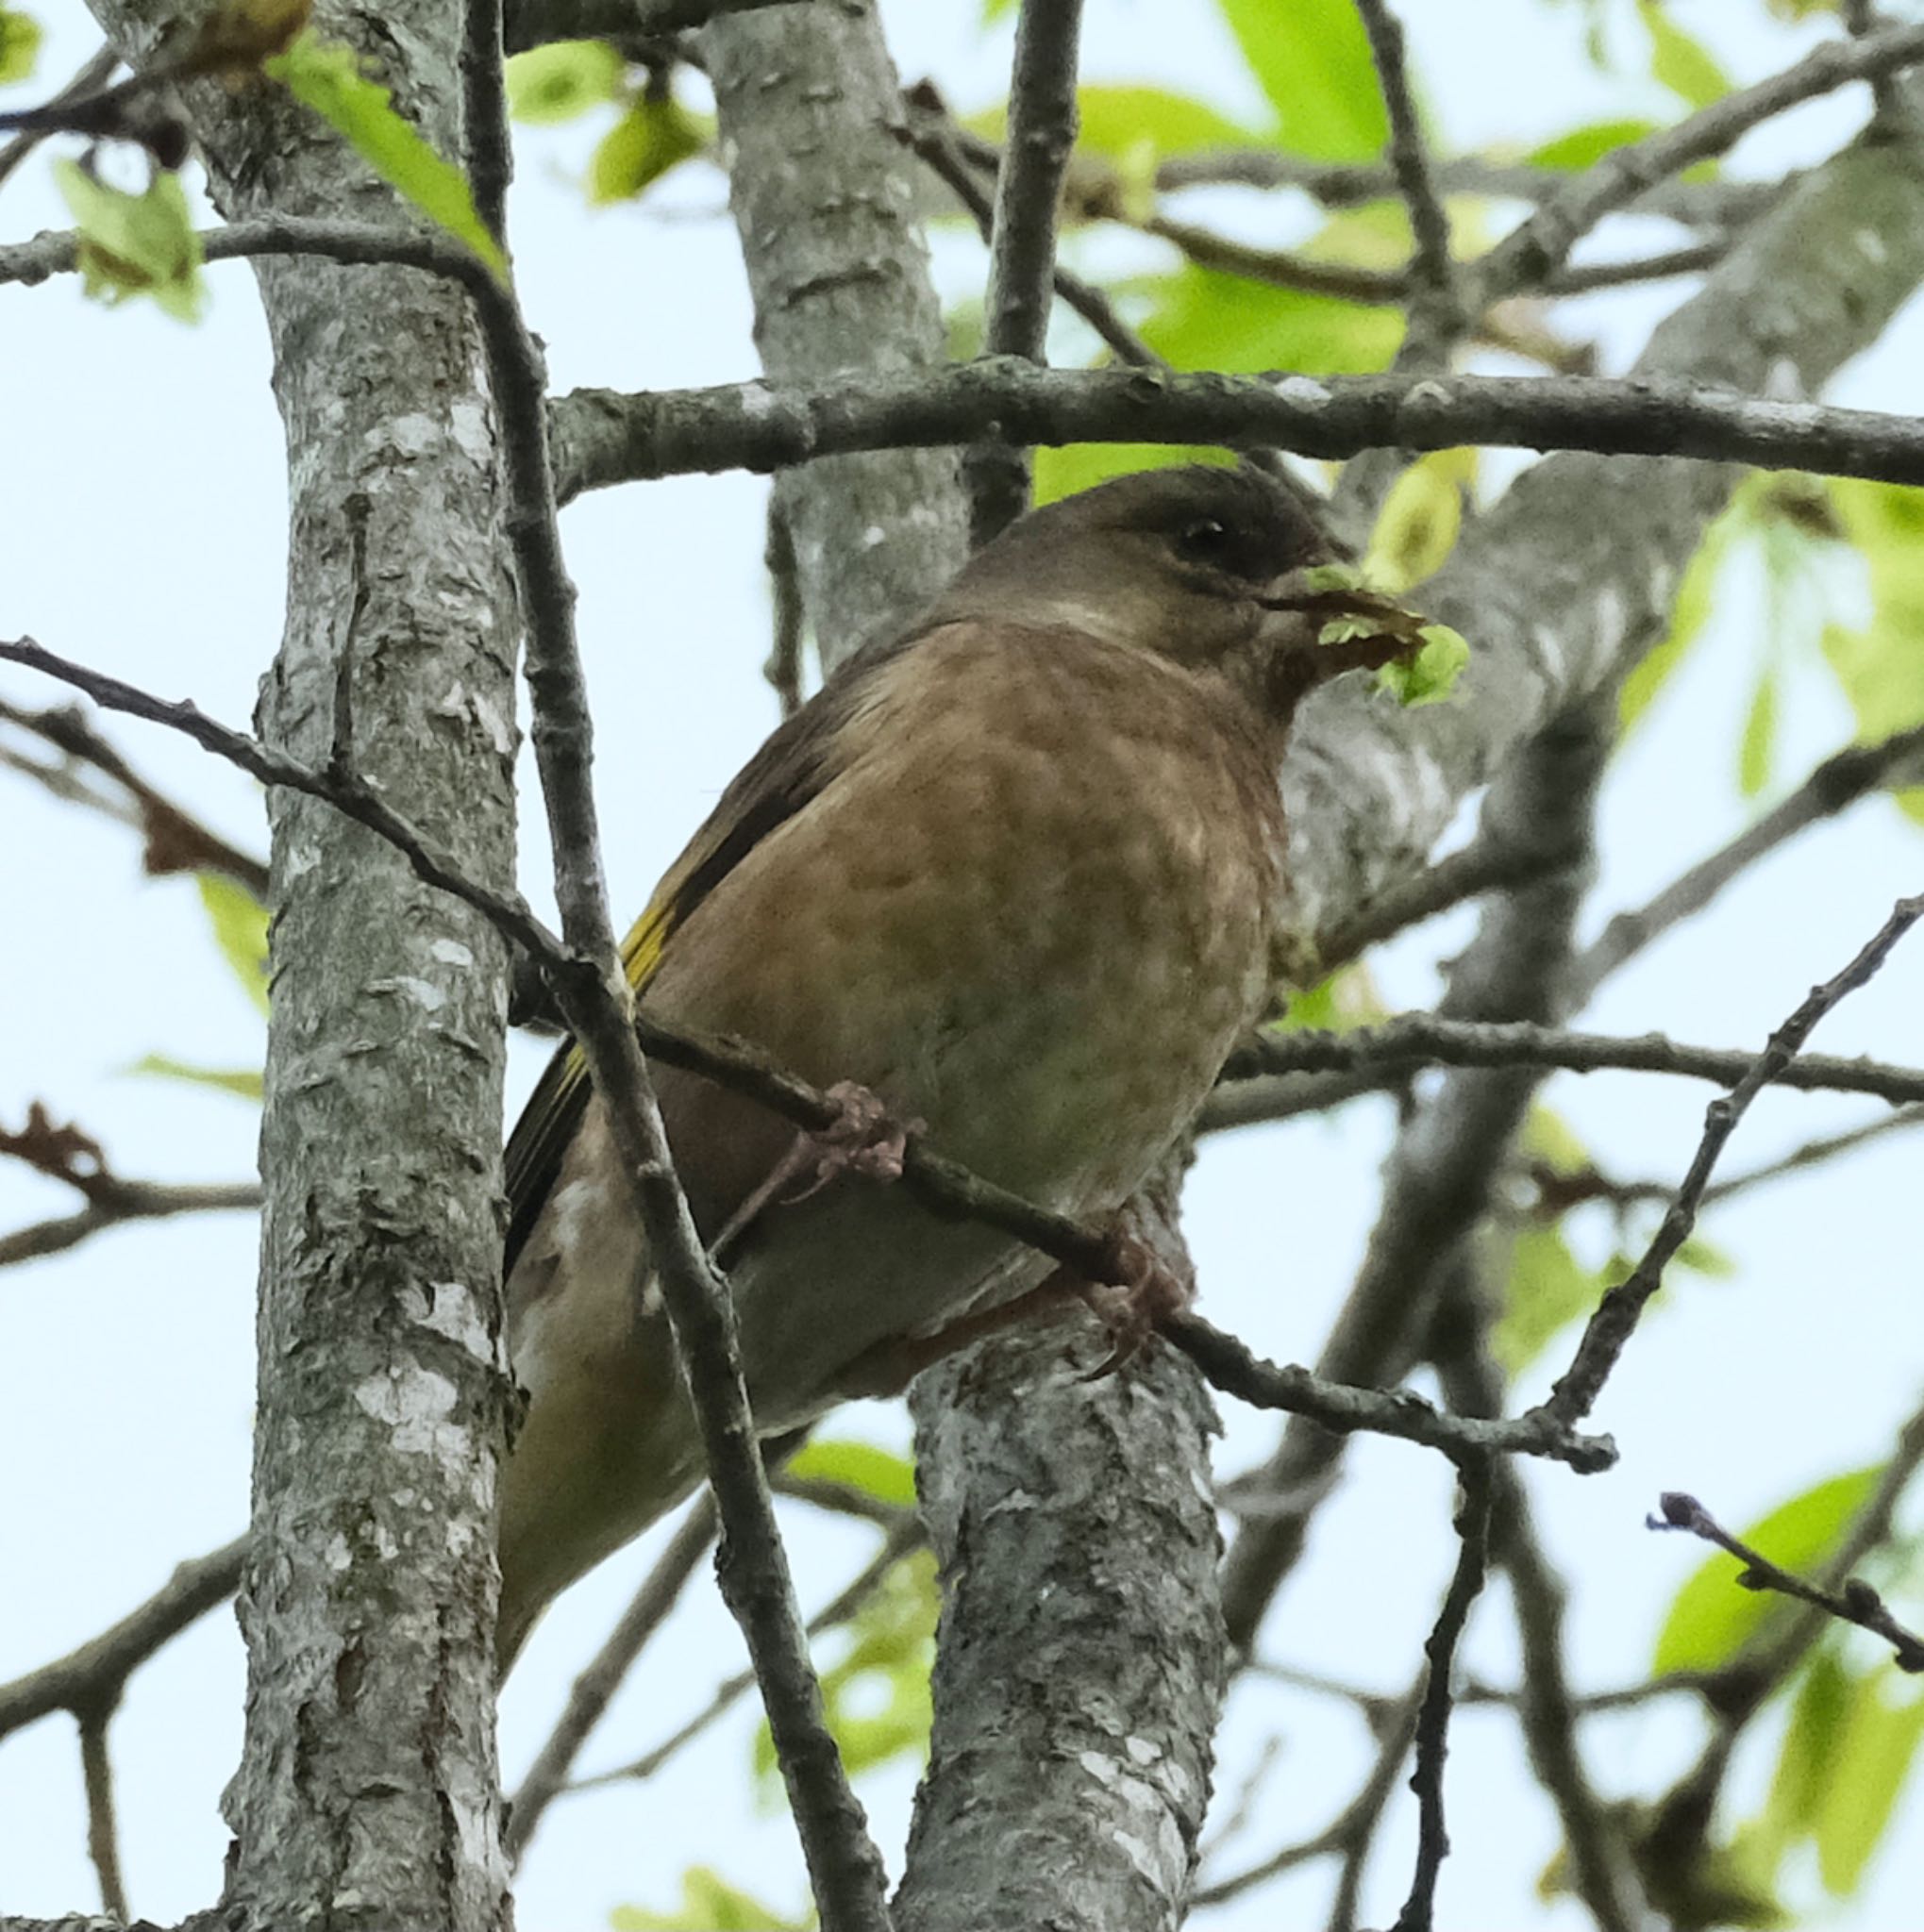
[1273,961,1386,1032]
[1819,480,1924,824]
[1375,624,1469,708]
[1675,1235,1735,1278]
[611,1869,811,1931]
[52,160,205,322]
[196,870,271,1015]
[1034,442,1230,508]
[1527,118,1661,172]
[783,1437,916,1510]
[589,88,708,204]
[128,1054,264,1101]
[1214,0,1389,159]
[1134,259,1403,375]
[1492,1225,1602,1376]
[754,1551,936,1789]
[968,85,1259,164]
[1738,662,1780,797]
[1759,1647,1853,1853]
[1815,1670,1924,1894]
[0,6,42,85]
[266,30,506,280]
[981,0,1016,20]
[1638,2,1731,109]
[1653,1467,1882,1674]
[504,39,624,124]
[1364,449,1471,593]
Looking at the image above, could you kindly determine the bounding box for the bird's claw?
[710,1079,921,1264]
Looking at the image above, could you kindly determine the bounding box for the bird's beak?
[1252,570,1437,716]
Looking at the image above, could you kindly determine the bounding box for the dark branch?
[970,0,1084,543]
[1649,1491,1924,1673]
[0,1538,245,1740]
[1389,1461,1495,1932]
[1541,892,1923,1428]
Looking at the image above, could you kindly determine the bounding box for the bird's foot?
[1072,1218,1196,1379]
[710,1079,922,1265]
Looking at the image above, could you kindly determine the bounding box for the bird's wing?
[503,645,905,1273]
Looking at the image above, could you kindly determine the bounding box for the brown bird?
[496,462,1416,1665]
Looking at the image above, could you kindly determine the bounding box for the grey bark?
[77,3,522,1928]
[701,0,969,662]
[897,1172,1225,1932]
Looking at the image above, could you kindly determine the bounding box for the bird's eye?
[1174,517,1233,566]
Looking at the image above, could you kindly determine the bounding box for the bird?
[494,461,1420,1666]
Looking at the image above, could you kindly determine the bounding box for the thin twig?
[0,42,118,189]
[1571,721,1924,1004]
[1354,0,1459,342]
[0,1179,262,1269]
[568,1515,925,1793]
[0,697,270,896]
[1389,1460,1494,1932]
[1844,0,1906,131]
[1314,835,1558,968]
[1191,1692,1421,1911]
[506,1497,719,1861]
[970,0,1085,543]
[1649,1491,1924,1672]
[1541,892,1923,1428]
[1219,1011,1924,1110]
[898,105,1161,370]
[1150,150,1782,229]
[460,79,896,1914]
[762,496,805,719]
[1473,20,1924,308]
[1161,1313,1614,1473]
[0,1538,245,1740]
[75,1707,126,1920]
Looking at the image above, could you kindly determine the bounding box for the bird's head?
[934,462,1447,735]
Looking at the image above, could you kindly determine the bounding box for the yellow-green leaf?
[1759,1647,1853,1852]
[1815,1670,1924,1894]
[1738,662,1780,797]
[1492,1225,1601,1376]
[754,1551,936,1790]
[1621,492,1746,733]
[129,1054,264,1101]
[611,1869,811,1932]
[0,6,41,84]
[1639,2,1731,109]
[967,84,1260,164]
[1273,961,1386,1031]
[1528,118,1661,171]
[1376,625,1469,708]
[783,1437,916,1510]
[1364,449,1471,592]
[504,38,624,125]
[266,30,506,279]
[589,89,708,204]
[197,870,271,1014]
[53,160,205,322]
[1653,1468,1882,1674]
[1214,0,1389,160]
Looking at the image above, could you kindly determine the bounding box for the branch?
[464,158,895,1918]
[1571,721,1924,1004]
[1151,150,1782,229]
[0,1178,261,1269]
[76,1711,125,1921]
[1159,1315,1613,1473]
[548,361,1924,501]
[1219,1011,1924,1109]
[1540,892,1923,1428]
[0,697,269,896]
[0,1537,245,1740]
[1389,1462,1494,1932]
[1472,20,1924,306]
[1649,1491,1924,1673]
[969,0,1084,542]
